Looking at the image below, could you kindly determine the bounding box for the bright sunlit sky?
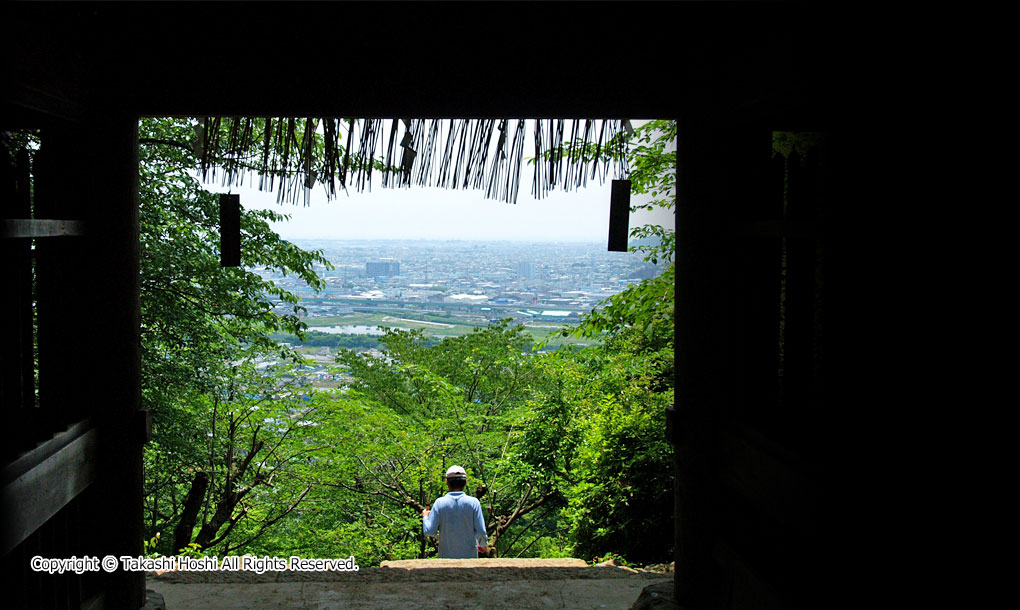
[199,119,674,243]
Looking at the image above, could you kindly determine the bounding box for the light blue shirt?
[422,491,488,558]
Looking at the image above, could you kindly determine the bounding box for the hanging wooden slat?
[507,119,526,203]
[532,119,546,200]
[382,118,399,189]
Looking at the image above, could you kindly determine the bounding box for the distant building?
[444,293,489,304]
[629,265,659,280]
[518,261,535,279]
[350,290,385,300]
[366,259,400,277]
[538,310,575,321]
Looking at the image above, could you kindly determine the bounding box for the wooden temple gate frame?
[2,116,832,610]
[2,4,851,609]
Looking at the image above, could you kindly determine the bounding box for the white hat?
[445,465,467,478]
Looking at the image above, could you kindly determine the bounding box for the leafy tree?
[138,117,334,553]
[558,330,674,564]
[313,322,568,561]
[161,357,325,555]
[560,119,676,345]
[139,117,331,407]
[535,119,676,564]
[137,115,678,565]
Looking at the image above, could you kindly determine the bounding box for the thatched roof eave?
[198,117,633,205]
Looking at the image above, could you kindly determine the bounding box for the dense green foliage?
[566,120,675,345]
[555,329,674,563]
[138,117,333,555]
[137,116,676,566]
[537,119,676,561]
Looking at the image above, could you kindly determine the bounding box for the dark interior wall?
[3,2,840,119]
[2,3,872,609]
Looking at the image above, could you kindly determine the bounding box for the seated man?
[421,465,488,558]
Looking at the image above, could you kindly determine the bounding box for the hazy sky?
[199,120,673,242]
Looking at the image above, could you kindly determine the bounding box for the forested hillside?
[130,117,676,566]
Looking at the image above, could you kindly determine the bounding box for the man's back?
[422,491,487,558]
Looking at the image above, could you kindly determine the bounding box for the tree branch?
[220,484,313,554]
[139,137,194,153]
[172,471,209,553]
[487,488,562,545]
[514,526,568,558]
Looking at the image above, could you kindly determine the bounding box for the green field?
[303,312,595,348]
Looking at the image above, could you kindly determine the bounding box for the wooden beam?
[0,218,85,238]
[1,419,93,485]
[1,83,85,124]
[0,420,97,555]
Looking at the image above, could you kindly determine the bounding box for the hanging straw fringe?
[199,118,630,205]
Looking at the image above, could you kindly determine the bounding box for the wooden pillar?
[805,119,864,609]
[1,146,37,460]
[784,148,825,447]
[78,114,145,610]
[674,88,806,610]
[33,124,93,432]
[674,99,731,607]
